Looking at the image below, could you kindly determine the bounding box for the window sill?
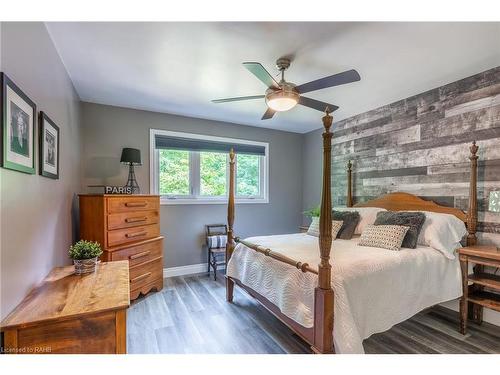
[160,197,269,205]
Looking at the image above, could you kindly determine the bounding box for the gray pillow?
[332,210,361,240]
[374,211,426,249]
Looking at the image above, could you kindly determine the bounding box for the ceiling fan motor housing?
[276,57,291,71]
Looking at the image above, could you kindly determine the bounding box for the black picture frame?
[39,111,60,179]
[1,72,36,174]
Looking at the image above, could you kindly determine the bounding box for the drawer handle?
[129,251,151,260]
[125,216,148,223]
[131,272,152,283]
[125,231,147,239]
[125,202,148,207]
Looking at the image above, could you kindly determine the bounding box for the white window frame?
[150,129,269,205]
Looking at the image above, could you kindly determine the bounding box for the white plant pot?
[73,257,99,275]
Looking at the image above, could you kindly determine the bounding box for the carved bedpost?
[467,141,478,246]
[346,160,353,207]
[226,148,236,302]
[312,109,335,354]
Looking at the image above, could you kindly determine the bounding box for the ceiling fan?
[212,58,360,120]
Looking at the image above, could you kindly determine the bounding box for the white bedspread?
[226,233,462,354]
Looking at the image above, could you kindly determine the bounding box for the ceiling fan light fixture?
[265,90,299,112]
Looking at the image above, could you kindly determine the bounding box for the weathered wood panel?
[331,66,500,234]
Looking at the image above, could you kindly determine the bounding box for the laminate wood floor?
[127,273,500,354]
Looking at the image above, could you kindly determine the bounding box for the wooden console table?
[1,261,130,354]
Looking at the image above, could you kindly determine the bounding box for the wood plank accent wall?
[331,66,500,235]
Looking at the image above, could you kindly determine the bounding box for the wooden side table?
[458,245,500,334]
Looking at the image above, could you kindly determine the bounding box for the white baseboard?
[163,263,226,278]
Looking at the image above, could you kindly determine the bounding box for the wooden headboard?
[354,192,467,222]
[346,142,479,246]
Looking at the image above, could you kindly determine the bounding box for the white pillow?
[413,211,467,259]
[307,217,343,238]
[335,206,387,234]
[307,216,320,236]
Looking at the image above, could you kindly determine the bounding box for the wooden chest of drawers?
[79,194,163,300]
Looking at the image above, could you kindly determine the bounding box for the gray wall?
[0,23,82,319]
[81,102,303,268]
[302,127,323,224]
[303,66,500,247]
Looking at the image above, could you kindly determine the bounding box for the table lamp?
[120,148,141,194]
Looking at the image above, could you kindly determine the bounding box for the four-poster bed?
[225,110,479,354]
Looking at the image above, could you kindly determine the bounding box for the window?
[158,149,190,196]
[150,130,269,204]
[200,151,227,196]
[236,154,260,197]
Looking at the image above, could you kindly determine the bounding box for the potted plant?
[303,205,320,218]
[69,240,103,275]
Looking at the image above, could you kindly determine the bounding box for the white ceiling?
[46,22,500,133]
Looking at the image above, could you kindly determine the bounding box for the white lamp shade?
[265,90,299,112]
[267,97,298,111]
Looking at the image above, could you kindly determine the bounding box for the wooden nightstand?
[458,245,500,334]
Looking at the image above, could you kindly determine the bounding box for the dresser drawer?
[107,210,159,231]
[106,196,159,214]
[107,224,160,248]
[110,238,163,267]
[129,257,163,291]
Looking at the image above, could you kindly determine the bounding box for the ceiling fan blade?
[261,107,276,120]
[212,95,265,103]
[299,96,339,113]
[295,69,361,94]
[243,62,280,89]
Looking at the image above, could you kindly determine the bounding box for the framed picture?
[39,112,60,179]
[1,72,36,174]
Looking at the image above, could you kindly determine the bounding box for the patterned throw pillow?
[332,210,361,239]
[374,211,426,249]
[358,224,410,251]
[307,217,344,238]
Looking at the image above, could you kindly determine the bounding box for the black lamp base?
[125,163,140,194]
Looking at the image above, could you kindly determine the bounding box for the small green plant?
[69,240,103,260]
[303,205,320,218]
